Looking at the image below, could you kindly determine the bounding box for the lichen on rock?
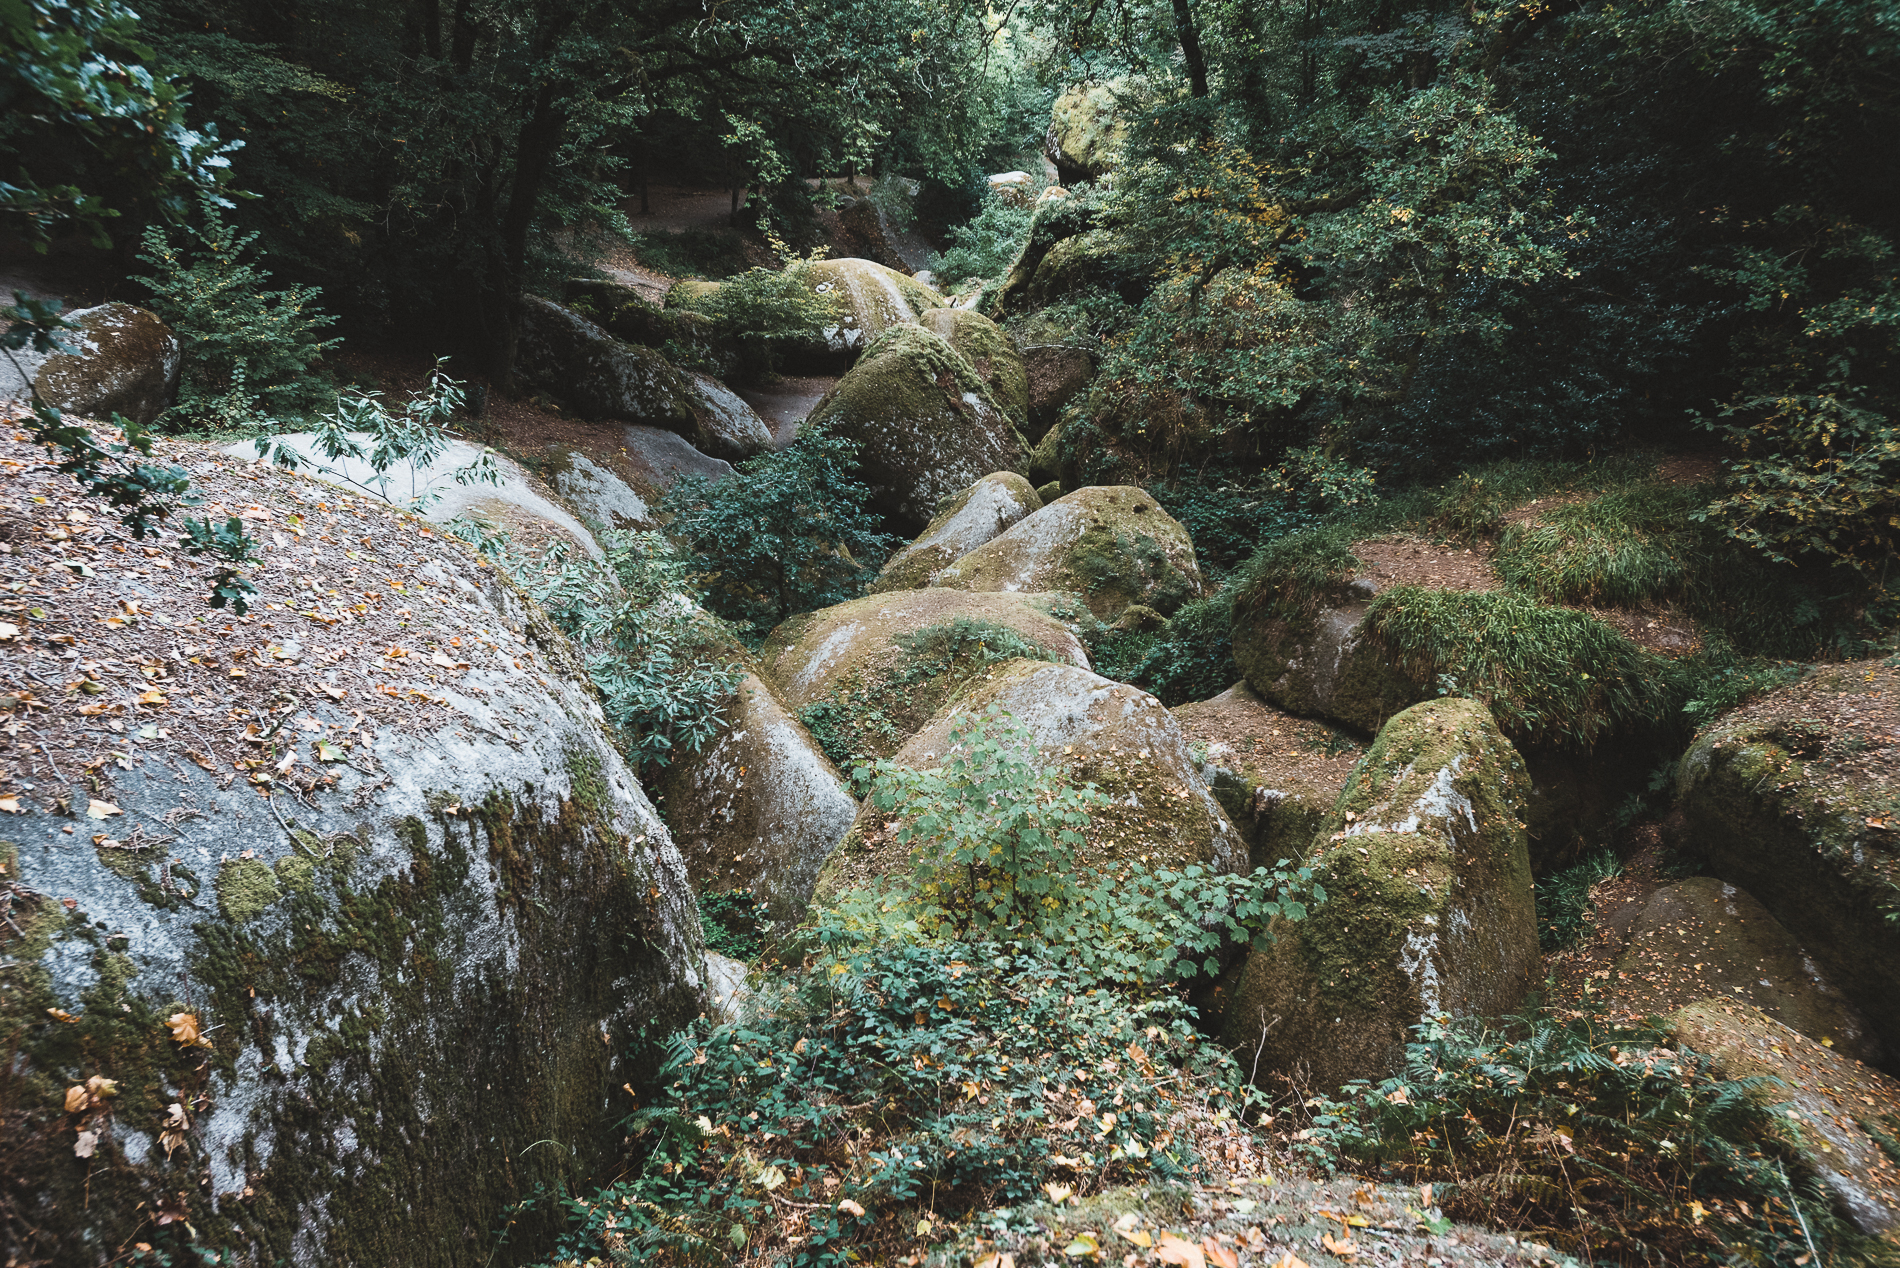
[930,485,1203,621]
[32,302,181,427]
[871,471,1043,594]
[1216,698,1538,1091]
[918,307,1028,428]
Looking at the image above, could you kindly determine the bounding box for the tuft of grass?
[1535,848,1621,952]
[1363,587,1684,751]
[1088,592,1239,706]
[1494,482,1706,607]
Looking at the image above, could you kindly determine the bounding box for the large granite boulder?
[518,295,700,432]
[0,433,705,1265]
[1172,682,1362,870]
[656,671,857,926]
[1012,310,1094,440]
[684,370,773,459]
[1217,698,1538,1090]
[1046,81,1132,183]
[759,588,1091,766]
[991,193,1108,318]
[1608,877,1881,1066]
[919,307,1028,429]
[804,323,1027,535]
[790,258,943,370]
[32,302,181,426]
[811,659,1246,906]
[930,485,1203,621]
[871,472,1043,593]
[1668,1000,1900,1238]
[1674,658,1900,1063]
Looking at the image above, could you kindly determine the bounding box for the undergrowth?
[1535,848,1622,952]
[699,889,772,960]
[631,228,754,278]
[1305,1009,1868,1268]
[1087,593,1240,707]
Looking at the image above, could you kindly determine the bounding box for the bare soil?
[1352,535,1500,593]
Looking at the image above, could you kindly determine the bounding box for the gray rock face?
[1232,584,1420,737]
[2,455,705,1264]
[918,307,1028,429]
[685,370,773,460]
[1217,698,1538,1091]
[657,670,858,926]
[790,258,945,370]
[812,658,1246,907]
[517,295,701,434]
[871,472,1043,593]
[805,324,1027,535]
[540,446,660,532]
[31,303,181,426]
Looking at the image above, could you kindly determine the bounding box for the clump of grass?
[1494,482,1706,607]
[1363,587,1683,750]
[1535,847,1622,952]
[1088,591,1240,706]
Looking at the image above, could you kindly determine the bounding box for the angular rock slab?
[657,670,858,926]
[1669,1000,1900,1238]
[871,471,1043,594]
[2,468,704,1264]
[32,302,181,426]
[518,294,701,435]
[931,485,1203,621]
[1610,876,1882,1066]
[919,307,1028,428]
[805,323,1027,535]
[1217,698,1538,1091]
[812,658,1247,907]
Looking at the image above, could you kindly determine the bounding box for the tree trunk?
[1172,0,1210,98]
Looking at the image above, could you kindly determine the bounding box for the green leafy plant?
[534,530,745,773]
[930,189,1036,291]
[662,418,897,634]
[1534,848,1621,952]
[1305,1008,1854,1267]
[257,359,500,511]
[668,253,843,372]
[136,192,338,431]
[698,888,772,960]
[178,514,260,613]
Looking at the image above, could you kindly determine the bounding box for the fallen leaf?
[1044,1182,1075,1204]
[316,740,346,762]
[317,683,346,699]
[838,1198,866,1218]
[86,799,122,819]
[1321,1232,1356,1257]
[166,1012,212,1048]
[46,1007,77,1023]
[64,1085,88,1113]
[0,621,17,641]
[1064,1233,1101,1258]
[136,689,167,705]
[0,794,21,814]
[1154,1233,1206,1268]
[757,1164,786,1191]
[1203,1237,1240,1268]
[1268,1254,1309,1268]
[186,750,217,771]
[86,1076,117,1099]
[73,1129,99,1159]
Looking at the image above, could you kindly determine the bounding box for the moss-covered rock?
[759,588,1092,766]
[919,307,1028,428]
[1172,682,1362,871]
[1674,659,1900,1063]
[655,670,857,927]
[804,323,1028,534]
[1012,310,1095,440]
[1667,999,1900,1238]
[1025,227,1125,309]
[930,485,1203,621]
[1607,877,1881,1065]
[990,190,1107,318]
[0,451,706,1266]
[1045,81,1132,182]
[871,472,1043,593]
[790,258,944,370]
[34,302,181,427]
[1216,698,1538,1090]
[1029,416,1065,487]
[518,294,700,431]
[812,658,1246,906]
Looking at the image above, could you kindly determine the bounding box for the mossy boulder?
[0,447,706,1265]
[804,323,1028,534]
[812,658,1246,906]
[1667,1000,1900,1238]
[1024,228,1126,309]
[1046,80,1132,183]
[1674,658,1900,1063]
[786,257,944,371]
[656,670,857,927]
[1012,310,1095,440]
[919,306,1028,428]
[871,472,1043,593]
[1608,877,1881,1065]
[1232,566,1421,738]
[759,588,1092,766]
[1216,698,1538,1091]
[1172,682,1363,871]
[990,190,1106,318]
[34,302,181,427]
[931,485,1203,621]
[518,294,699,429]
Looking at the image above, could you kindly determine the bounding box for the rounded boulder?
[871,472,1043,593]
[33,302,181,426]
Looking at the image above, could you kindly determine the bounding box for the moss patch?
[215,857,284,923]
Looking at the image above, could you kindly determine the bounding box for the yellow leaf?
[166,1012,211,1048]
[64,1085,88,1113]
[1269,1254,1310,1268]
[1203,1238,1240,1268]
[46,1007,77,1023]
[1321,1231,1356,1258]
[1345,1214,1371,1228]
[1154,1233,1206,1268]
[136,689,167,705]
[1044,1182,1074,1204]
[1064,1233,1101,1258]
[86,799,122,820]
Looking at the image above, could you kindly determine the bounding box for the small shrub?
[930,190,1036,290]
[628,227,752,279]
[135,193,338,431]
[698,888,771,960]
[1088,592,1239,707]
[667,253,842,375]
[1535,848,1621,952]
[1307,1009,1855,1267]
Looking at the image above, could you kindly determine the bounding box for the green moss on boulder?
[760,588,1092,766]
[871,472,1043,593]
[1673,658,1900,1063]
[1215,698,1537,1091]
[1046,81,1132,182]
[33,302,181,427]
[804,323,1028,534]
[1012,310,1095,440]
[792,258,944,369]
[811,658,1245,907]
[931,485,1203,621]
[215,858,283,923]
[919,307,1028,427]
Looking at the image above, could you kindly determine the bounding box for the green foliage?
[1494,481,1707,607]
[1265,447,1378,517]
[1535,849,1621,952]
[136,194,339,431]
[0,0,234,248]
[698,888,772,960]
[178,514,260,614]
[628,229,753,280]
[534,530,745,773]
[662,419,897,634]
[258,360,499,511]
[670,255,842,345]
[1149,471,1319,577]
[930,191,1036,291]
[1088,592,1239,708]
[1305,1009,1854,1267]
